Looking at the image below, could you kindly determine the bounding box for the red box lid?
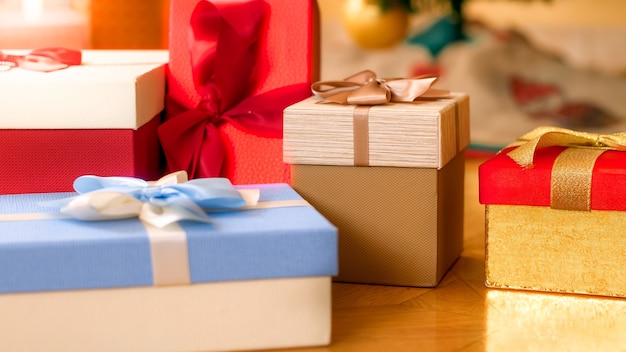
[479,146,626,211]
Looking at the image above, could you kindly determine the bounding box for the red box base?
[0,116,162,194]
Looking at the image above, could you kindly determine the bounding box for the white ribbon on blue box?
[0,172,338,294]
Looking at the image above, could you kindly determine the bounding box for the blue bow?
[51,171,249,228]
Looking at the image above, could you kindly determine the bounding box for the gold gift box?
[284,93,470,287]
[482,127,626,297]
[486,204,626,297]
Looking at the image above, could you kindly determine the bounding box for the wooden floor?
[277,157,626,352]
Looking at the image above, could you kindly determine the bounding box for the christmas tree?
[344,0,551,54]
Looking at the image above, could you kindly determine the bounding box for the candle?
[22,0,44,21]
[0,0,89,49]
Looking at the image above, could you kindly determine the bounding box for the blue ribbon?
[47,171,247,228]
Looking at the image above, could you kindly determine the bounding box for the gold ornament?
[342,0,410,50]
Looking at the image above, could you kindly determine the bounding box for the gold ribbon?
[506,127,626,211]
[311,70,450,166]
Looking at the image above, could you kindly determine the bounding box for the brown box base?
[291,151,465,287]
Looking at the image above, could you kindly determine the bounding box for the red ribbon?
[0,47,81,72]
[159,0,311,179]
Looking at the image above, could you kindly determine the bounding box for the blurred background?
[2,0,625,151]
[0,0,167,49]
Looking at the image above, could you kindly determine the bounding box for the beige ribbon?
[506,127,626,211]
[311,70,449,105]
[311,70,450,166]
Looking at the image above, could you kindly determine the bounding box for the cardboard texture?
[0,183,337,351]
[291,151,465,287]
[164,0,319,184]
[480,137,626,297]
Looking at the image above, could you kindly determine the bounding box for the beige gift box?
[0,277,331,352]
[284,93,470,287]
[0,50,168,129]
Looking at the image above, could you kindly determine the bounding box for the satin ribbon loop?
[506,126,626,167]
[311,70,449,106]
[346,79,391,106]
[147,170,188,186]
[49,171,249,228]
[0,47,81,72]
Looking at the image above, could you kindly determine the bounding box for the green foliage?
[379,0,414,12]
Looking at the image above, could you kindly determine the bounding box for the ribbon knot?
[197,100,221,123]
[47,171,256,228]
[311,70,450,105]
[138,185,169,202]
[197,83,222,115]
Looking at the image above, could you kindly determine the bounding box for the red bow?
[0,47,81,72]
[159,0,310,179]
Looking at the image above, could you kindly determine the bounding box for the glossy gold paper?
[487,289,626,351]
[291,152,465,287]
[486,204,626,297]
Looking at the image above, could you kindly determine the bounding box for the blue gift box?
[0,183,338,294]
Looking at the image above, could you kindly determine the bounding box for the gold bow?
[311,70,450,105]
[506,126,626,211]
[507,126,626,167]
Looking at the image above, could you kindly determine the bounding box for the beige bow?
[311,70,449,105]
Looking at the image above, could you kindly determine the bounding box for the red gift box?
[479,146,626,211]
[0,117,161,194]
[0,50,168,194]
[161,0,319,184]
